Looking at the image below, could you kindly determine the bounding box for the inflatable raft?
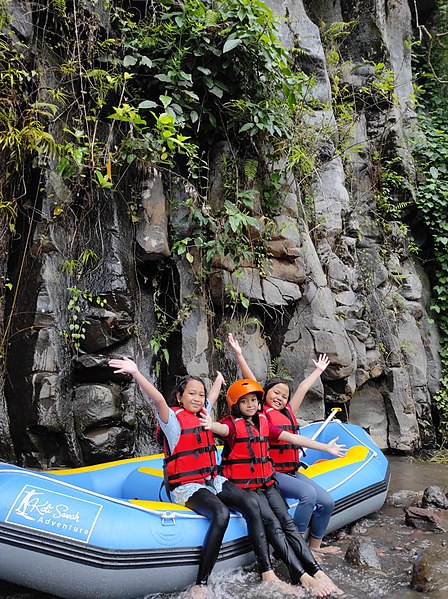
[0,418,389,599]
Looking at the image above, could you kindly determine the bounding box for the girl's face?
[264,382,290,411]
[177,379,206,413]
[237,392,260,417]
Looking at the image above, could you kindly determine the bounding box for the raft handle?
[161,512,176,526]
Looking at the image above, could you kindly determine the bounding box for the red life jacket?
[163,406,218,490]
[220,413,275,489]
[264,404,300,474]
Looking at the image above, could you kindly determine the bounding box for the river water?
[1,456,447,599]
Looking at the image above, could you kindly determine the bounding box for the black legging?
[248,484,321,584]
[185,480,272,586]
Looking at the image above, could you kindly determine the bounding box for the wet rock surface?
[421,486,448,510]
[411,544,448,593]
[404,505,446,532]
[344,537,382,570]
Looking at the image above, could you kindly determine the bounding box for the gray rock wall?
[1,0,441,467]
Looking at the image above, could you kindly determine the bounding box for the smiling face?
[264,382,290,411]
[237,392,261,417]
[177,379,206,414]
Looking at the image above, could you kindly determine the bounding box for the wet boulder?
[344,538,382,570]
[421,486,448,510]
[386,489,421,508]
[73,383,135,463]
[404,506,446,532]
[411,544,448,593]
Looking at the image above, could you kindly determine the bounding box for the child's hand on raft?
[313,354,330,372]
[108,356,138,375]
[326,437,347,457]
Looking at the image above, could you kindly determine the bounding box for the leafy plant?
[114,0,309,149]
[61,287,107,351]
[411,0,448,440]
[150,293,197,376]
[62,249,100,276]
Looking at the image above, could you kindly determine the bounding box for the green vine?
[61,287,107,351]
[149,292,197,376]
[411,0,448,440]
[0,0,319,379]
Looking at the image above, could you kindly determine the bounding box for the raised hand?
[215,370,225,387]
[313,354,330,373]
[227,333,242,356]
[108,356,138,375]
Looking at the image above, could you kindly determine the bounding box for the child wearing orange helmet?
[228,333,340,556]
[108,357,290,599]
[201,377,344,597]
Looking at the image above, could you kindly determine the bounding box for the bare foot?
[309,538,342,555]
[299,573,333,598]
[261,572,297,595]
[188,585,208,599]
[314,545,342,555]
[314,571,344,596]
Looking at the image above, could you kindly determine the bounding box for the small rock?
[334,529,350,541]
[404,506,446,532]
[344,538,382,570]
[387,489,422,508]
[350,522,368,534]
[411,544,448,592]
[421,486,448,510]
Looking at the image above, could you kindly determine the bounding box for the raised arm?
[227,333,256,380]
[208,371,225,407]
[279,431,347,458]
[108,356,170,424]
[289,354,330,413]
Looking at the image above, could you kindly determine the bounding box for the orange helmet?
[226,379,264,409]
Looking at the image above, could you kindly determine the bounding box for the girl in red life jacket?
[108,357,291,598]
[202,379,343,598]
[228,333,341,556]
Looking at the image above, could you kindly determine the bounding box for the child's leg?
[277,471,335,547]
[217,481,273,576]
[250,488,308,585]
[276,470,318,535]
[185,488,230,586]
[263,484,320,576]
[263,485,343,595]
[295,473,334,546]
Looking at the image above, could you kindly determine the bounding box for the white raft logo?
[6,484,103,543]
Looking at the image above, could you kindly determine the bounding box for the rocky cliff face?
[1,0,441,467]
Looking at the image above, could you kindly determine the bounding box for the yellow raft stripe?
[128,499,191,511]
[137,467,164,478]
[301,445,369,478]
